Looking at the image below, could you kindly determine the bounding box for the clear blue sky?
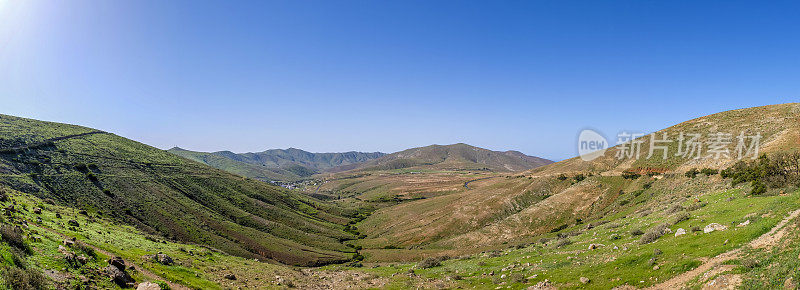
[1,1,797,161]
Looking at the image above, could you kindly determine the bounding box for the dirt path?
[464,176,496,190]
[648,208,800,289]
[32,222,189,290]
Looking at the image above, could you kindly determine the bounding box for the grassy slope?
[0,186,332,289]
[341,187,800,289]
[0,114,355,266]
[354,103,800,259]
[168,147,386,182]
[167,148,304,181]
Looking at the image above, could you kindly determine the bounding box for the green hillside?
[0,115,356,266]
[168,147,385,181]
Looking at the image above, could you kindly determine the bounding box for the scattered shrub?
[553,238,572,248]
[722,153,800,189]
[557,174,567,181]
[630,229,644,236]
[418,256,449,268]
[574,174,586,182]
[686,202,706,211]
[741,258,760,269]
[639,231,662,244]
[0,267,47,290]
[685,168,699,178]
[751,180,767,195]
[622,171,641,179]
[666,204,685,214]
[74,163,89,172]
[639,224,668,244]
[700,168,719,176]
[549,224,568,233]
[672,212,690,225]
[1,225,30,253]
[75,242,96,259]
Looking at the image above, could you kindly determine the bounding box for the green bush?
[700,168,719,176]
[557,174,567,181]
[1,225,30,254]
[418,256,450,268]
[751,180,767,195]
[685,168,699,178]
[0,267,48,290]
[622,171,641,179]
[639,224,667,244]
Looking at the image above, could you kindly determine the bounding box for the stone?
[738,220,751,227]
[137,282,162,290]
[108,256,126,270]
[33,208,41,214]
[156,253,174,265]
[580,277,590,284]
[653,265,660,270]
[704,223,728,233]
[675,228,687,237]
[224,273,237,280]
[527,279,554,290]
[105,265,135,287]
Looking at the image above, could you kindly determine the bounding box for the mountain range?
[169,144,553,181]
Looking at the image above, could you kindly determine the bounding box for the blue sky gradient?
[1,1,798,160]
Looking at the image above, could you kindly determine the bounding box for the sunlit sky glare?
[1,1,798,161]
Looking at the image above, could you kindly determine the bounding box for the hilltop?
[345,143,553,172]
[168,147,385,181]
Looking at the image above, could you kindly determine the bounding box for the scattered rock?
[105,265,135,287]
[156,253,174,265]
[653,265,660,270]
[580,277,590,284]
[737,220,751,227]
[63,239,75,247]
[224,273,237,280]
[675,228,687,237]
[704,223,728,233]
[137,282,162,290]
[108,256,126,270]
[528,279,555,290]
[33,208,41,214]
[785,277,796,289]
[588,243,604,250]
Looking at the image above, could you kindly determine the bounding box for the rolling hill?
[0,114,357,266]
[344,143,553,172]
[168,147,385,181]
[356,103,800,257]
